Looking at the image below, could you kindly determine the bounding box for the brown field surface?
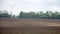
[0,18,60,34]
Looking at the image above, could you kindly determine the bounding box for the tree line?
[19,11,60,19]
[0,10,60,19]
[0,10,15,18]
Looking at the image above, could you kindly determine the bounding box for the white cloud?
[4,0,16,5]
[50,6,60,11]
[46,0,55,2]
[0,0,60,15]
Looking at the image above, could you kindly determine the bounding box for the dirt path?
[0,18,60,34]
[0,18,60,27]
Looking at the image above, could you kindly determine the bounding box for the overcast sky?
[0,0,60,15]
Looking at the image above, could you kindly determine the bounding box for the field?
[0,18,60,34]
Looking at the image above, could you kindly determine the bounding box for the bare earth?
[0,18,60,34]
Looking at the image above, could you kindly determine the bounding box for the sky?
[0,0,60,15]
